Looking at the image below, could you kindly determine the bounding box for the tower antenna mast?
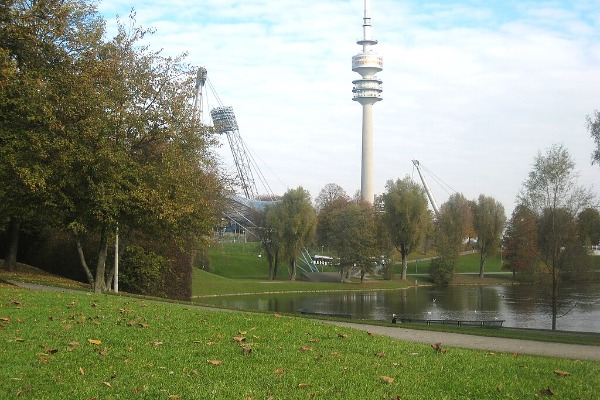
[352,0,383,204]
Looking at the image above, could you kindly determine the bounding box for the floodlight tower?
[352,0,383,204]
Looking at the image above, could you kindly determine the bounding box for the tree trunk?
[401,252,408,281]
[478,247,486,278]
[94,227,109,294]
[290,260,296,281]
[2,218,20,272]
[72,227,95,286]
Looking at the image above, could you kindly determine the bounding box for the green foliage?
[428,255,455,286]
[518,144,596,329]
[382,176,432,280]
[472,194,506,277]
[120,245,169,296]
[266,187,316,280]
[0,2,226,294]
[4,286,598,399]
[578,207,600,246]
[327,201,379,282]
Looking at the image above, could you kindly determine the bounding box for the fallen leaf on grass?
[537,387,555,397]
[300,346,313,352]
[553,370,571,377]
[168,395,181,399]
[102,382,112,387]
[274,313,282,318]
[274,368,284,375]
[431,343,447,353]
[138,323,149,328]
[298,383,310,388]
[380,376,395,384]
[207,360,223,365]
[79,367,85,376]
[88,339,102,345]
[337,333,348,339]
[15,338,25,343]
[233,336,246,343]
[0,317,10,322]
[241,347,253,355]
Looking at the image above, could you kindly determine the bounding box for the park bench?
[392,316,504,329]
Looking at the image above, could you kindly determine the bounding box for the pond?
[195,283,600,333]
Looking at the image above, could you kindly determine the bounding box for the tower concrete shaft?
[352,0,382,204]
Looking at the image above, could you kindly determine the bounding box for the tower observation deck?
[352,0,382,204]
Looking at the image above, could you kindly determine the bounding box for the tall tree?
[517,144,595,329]
[503,205,538,280]
[430,193,473,285]
[517,143,595,216]
[537,208,590,330]
[315,183,350,255]
[381,176,432,280]
[272,187,316,281]
[328,201,378,283]
[0,0,105,271]
[472,194,506,278]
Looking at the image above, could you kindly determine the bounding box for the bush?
[428,256,454,286]
[120,245,169,296]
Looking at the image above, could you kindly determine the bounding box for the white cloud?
[97,0,600,213]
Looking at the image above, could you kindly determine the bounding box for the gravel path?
[6,280,600,361]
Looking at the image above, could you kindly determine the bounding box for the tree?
[328,201,378,283]
[471,194,506,278]
[315,183,350,213]
[315,183,350,256]
[381,176,432,280]
[0,0,105,271]
[586,110,600,166]
[430,193,472,285]
[272,187,316,281]
[517,144,596,329]
[1,6,226,296]
[517,143,595,217]
[503,205,538,280]
[537,208,590,330]
[577,208,600,247]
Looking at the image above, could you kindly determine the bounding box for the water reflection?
[196,283,600,333]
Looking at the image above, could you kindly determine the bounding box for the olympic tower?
[352,0,382,204]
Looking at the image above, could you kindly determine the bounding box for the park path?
[321,321,600,361]
[5,280,600,361]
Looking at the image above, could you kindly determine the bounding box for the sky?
[97,0,600,215]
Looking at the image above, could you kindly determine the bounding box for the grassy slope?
[1,285,598,400]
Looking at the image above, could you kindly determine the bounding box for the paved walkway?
[322,321,600,361]
[5,280,600,361]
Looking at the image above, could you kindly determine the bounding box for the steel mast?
[412,160,440,218]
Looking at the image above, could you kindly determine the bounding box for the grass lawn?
[1,284,599,399]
